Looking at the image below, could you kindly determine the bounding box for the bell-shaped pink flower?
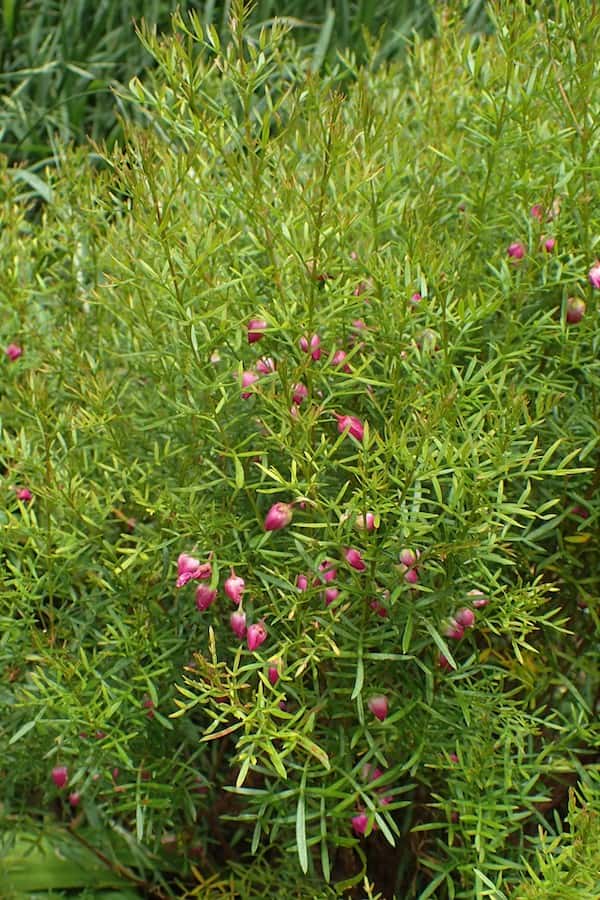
[588,262,600,289]
[356,512,376,531]
[247,318,267,343]
[224,568,245,605]
[51,766,69,789]
[296,573,309,591]
[410,292,422,305]
[543,236,556,253]
[318,560,337,583]
[15,487,32,502]
[68,791,81,807]
[292,382,308,405]
[530,203,544,220]
[5,343,22,361]
[345,547,366,571]
[299,333,322,360]
[195,584,217,611]
[399,548,418,567]
[467,589,489,608]
[324,587,339,605]
[507,241,525,260]
[455,607,475,628]
[176,553,211,588]
[351,812,369,835]
[240,370,259,399]
[566,297,585,324]
[230,610,247,639]
[331,349,351,373]
[256,356,276,374]
[368,695,389,722]
[247,621,267,652]
[334,413,364,442]
[445,619,464,640]
[403,567,419,585]
[264,502,293,531]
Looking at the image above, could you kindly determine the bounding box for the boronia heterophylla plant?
[1,1,599,896]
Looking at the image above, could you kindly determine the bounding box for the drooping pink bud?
[5,343,22,361]
[324,587,339,605]
[224,568,245,605]
[264,502,293,531]
[543,236,556,253]
[331,349,351,372]
[410,292,422,305]
[530,203,544,220]
[351,813,370,835]
[68,791,81,807]
[318,560,337,583]
[399,548,417,567]
[15,488,32,502]
[345,547,366,571]
[507,242,525,260]
[292,382,308,405]
[455,607,475,629]
[299,333,322,360]
[176,554,212,588]
[296,573,309,591]
[247,621,267,652]
[467,589,489,608]
[230,610,247,639]
[335,413,364,442]
[587,262,600,289]
[566,296,585,324]
[255,356,276,374]
[268,665,280,686]
[240,370,259,399]
[403,567,419,585]
[247,319,267,343]
[51,766,69,789]
[195,584,217,611]
[445,619,464,640]
[368,695,389,722]
[356,512,376,530]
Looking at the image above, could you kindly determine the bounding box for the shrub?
[1,1,599,896]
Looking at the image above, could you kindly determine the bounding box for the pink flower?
[324,587,339,605]
[195,584,217,611]
[230,610,247,639]
[299,334,322,360]
[268,665,280,686]
[449,753,459,764]
[296,573,309,591]
[176,553,211,588]
[345,547,366,571]
[264,502,293,531]
[410,292,422,305]
[467,589,488,608]
[438,654,452,671]
[68,791,81,807]
[247,621,267,652]
[351,813,369,835]
[331,349,351,372]
[368,695,389,722]
[356,512,376,531]
[361,763,384,783]
[318,560,337,583]
[369,599,388,618]
[5,343,22,361]
[530,203,544,220]
[255,356,276,375]
[507,242,525,260]
[543,237,556,253]
[399,548,418,567]
[403,567,419,585]
[566,297,585,324]
[292,382,308,405]
[455,607,475,629]
[587,262,600,289]
[247,319,267,343]
[15,488,32,502]
[445,619,464,640]
[240,370,259,399]
[335,413,364,442]
[224,568,245,605]
[51,766,69,789]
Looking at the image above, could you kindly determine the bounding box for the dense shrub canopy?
[1,1,599,897]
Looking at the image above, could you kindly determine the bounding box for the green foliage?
[1,0,599,896]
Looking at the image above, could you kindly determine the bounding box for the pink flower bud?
[335,413,364,442]
[51,766,69,789]
[587,262,600,289]
[224,568,245,605]
[467,589,489,608]
[268,665,280,686]
[566,296,585,324]
[507,242,526,260]
[331,349,351,372]
[403,567,419,585]
[410,292,422,305]
[345,547,366,571]
[324,587,339,605]
[240,370,259,399]
[352,319,367,331]
[356,512,376,531]
[445,619,464,640]
[230,610,247,639]
[455,607,475,629]
[195,584,217,611]
[5,343,22,361]
[247,621,267,652]
[449,753,459,764]
[368,695,389,722]
[264,502,293,531]
[296,573,309,591]
[530,203,543,220]
[15,488,32,502]
[438,654,452,671]
[68,791,81,807]
[570,505,589,520]
[543,237,556,253]
[361,763,384,783]
[399,548,417,567]
[369,599,388,618]
[292,382,308,405]
[255,356,276,375]
[247,318,267,343]
[351,813,369,835]
[299,333,321,360]
[318,560,337,583]
[176,553,211,589]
